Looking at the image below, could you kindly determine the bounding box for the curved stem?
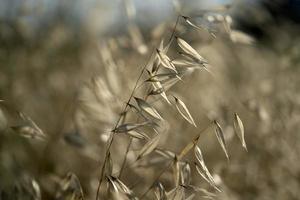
[95,50,154,200]
[96,14,181,199]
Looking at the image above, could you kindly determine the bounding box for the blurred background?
[1,0,300,199]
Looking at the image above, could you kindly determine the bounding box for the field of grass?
[1,1,300,200]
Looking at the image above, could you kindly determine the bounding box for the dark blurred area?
[234,0,300,40]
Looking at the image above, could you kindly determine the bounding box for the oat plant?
[0,3,251,200]
[92,10,248,200]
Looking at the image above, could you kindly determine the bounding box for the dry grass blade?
[31,179,42,200]
[126,130,149,140]
[194,163,220,193]
[194,146,204,165]
[171,59,202,68]
[158,39,172,54]
[11,125,46,140]
[113,122,149,133]
[175,37,207,64]
[134,97,163,120]
[57,173,84,200]
[194,146,221,192]
[185,194,195,200]
[151,81,171,104]
[194,163,212,185]
[178,51,208,66]
[147,72,181,83]
[233,113,247,151]
[17,112,47,140]
[173,157,181,187]
[155,148,176,159]
[180,162,191,186]
[127,103,149,121]
[114,177,135,197]
[161,76,182,92]
[173,96,197,127]
[148,87,165,96]
[107,176,120,193]
[151,58,160,74]
[213,120,229,160]
[154,182,167,200]
[171,59,194,66]
[107,176,136,199]
[156,49,177,73]
[178,136,199,160]
[137,133,161,160]
[182,16,216,38]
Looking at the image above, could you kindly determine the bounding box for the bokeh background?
[1,0,300,199]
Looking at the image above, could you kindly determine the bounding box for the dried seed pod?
[134,97,163,120]
[113,122,149,133]
[194,146,221,192]
[213,120,229,160]
[173,96,197,127]
[153,182,167,200]
[233,113,247,151]
[137,134,161,160]
[176,37,208,64]
[156,49,177,72]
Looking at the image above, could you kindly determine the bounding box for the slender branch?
[169,15,181,43]
[118,137,133,178]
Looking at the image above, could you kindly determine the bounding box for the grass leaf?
[137,133,161,160]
